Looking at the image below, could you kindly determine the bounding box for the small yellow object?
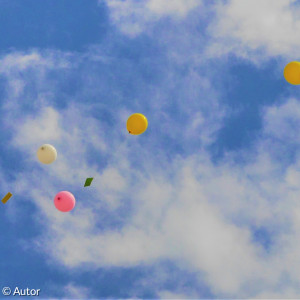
[1,192,12,204]
[126,113,148,135]
[284,61,300,85]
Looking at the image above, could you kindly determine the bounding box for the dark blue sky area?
[0,0,107,52]
[210,58,288,160]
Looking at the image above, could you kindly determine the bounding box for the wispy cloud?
[103,0,300,62]
[207,0,300,61]
[63,283,91,299]
[101,0,202,37]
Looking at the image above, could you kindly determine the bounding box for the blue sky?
[1,0,300,299]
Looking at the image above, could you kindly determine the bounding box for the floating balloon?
[126,113,148,135]
[37,144,57,164]
[54,191,76,212]
[284,61,300,85]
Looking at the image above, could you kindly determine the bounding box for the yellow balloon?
[126,113,148,135]
[284,61,300,85]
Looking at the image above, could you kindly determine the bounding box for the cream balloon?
[37,144,57,164]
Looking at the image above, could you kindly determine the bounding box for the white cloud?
[102,0,202,36]
[263,98,300,141]
[63,283,91,299]
[0,51,72,123]
[158,290,198,299]
[102,0,300,62]
[207,0,300,60]
[14,106,62,147]
[146,0,200,17]
[103,0,300,62]
[0,51,71,75]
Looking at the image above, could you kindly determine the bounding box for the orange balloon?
[126,113,148,135]
[284,61,300,85]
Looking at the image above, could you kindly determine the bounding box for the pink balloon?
[54,191,76,212]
